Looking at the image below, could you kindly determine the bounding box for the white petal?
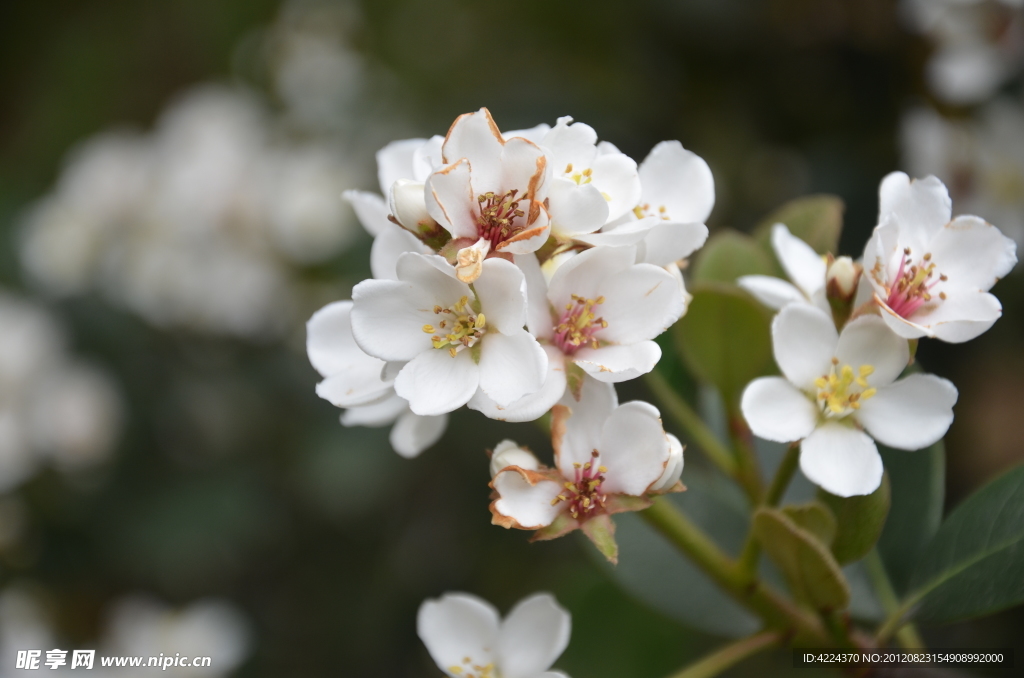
[597,264,686,344]
[396,252,468,303]
[504,123,551,145]
[637,221,708,266]
[370,224,429,281]
[411,135,445,180]
[927,215,1017,292]
[474,258,528,334]
[417,593,500,677]
[495,206,551,254]
[737,275,807,310]
[307,301,358,376]
[772,304,838,391]
[350,279,434,362]
[342,190,390,237]
[878,172,951,248]
[376,137,426,195]
[573,341,661,383]
[394,349,479,416]
[555,377,618,472]
[574,219,653,248]
[597,401,670,495]
[548,245,636,309]
[390,411,448,458]
[340,393,406,427]
[389,179,433,232]
[879,290,1003,343]
[492,467,565,529]
[501,136,548,198]
[856,374,957,451]
[800,423,883,497]
[543,116,598,166]
[546,178,609,237]
[740,377,817,443]
[650,433,684,492]
[638,141,715,223]
[490,440,541,477]
[426,159,478,239]
[316,370,393,409]
[771,223,826,298]
[876,303,929,340]
[478,330,547,408]
[514,253,554,341]
[590,152,642,223]
[498,594,571,678]
[443,108,504,194]
[834,315,909,388]
[469,346,566,422]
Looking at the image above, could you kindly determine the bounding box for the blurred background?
[0,0,1022,676]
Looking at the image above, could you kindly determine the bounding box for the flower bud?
[389,179,436,235]
[826,256,861,303]
[650,434,684,492]
[489,439,540,478]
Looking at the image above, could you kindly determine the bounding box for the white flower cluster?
[741,172,1017,497]
[20,85,363,339]
[0,292,120,494]
[308,108,710,467]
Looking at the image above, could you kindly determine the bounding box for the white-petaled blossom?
[863,172,1017,342]
[467,245,686,422]
[489,379,681,539]
[741,304,958,497]
[0,587,55,678]
[738,223,832,311]
[423,108,553,282]
[307,301,446,458]
[579,140,712,268]
[351,253,546,417]
[417,592,571,678]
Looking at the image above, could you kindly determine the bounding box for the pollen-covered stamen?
[563,162,594,185]
[476,189,527,248]
[814,357,877,418]
[875,248,948,318]
[551,450,608,520]
[422,296,486,358]
[632,202,671,221]
[447,657,495,678]
[553,295,607,355]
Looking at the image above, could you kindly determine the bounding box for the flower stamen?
[430,296,486,357]
[876,247,948,318]
[814,362,877,417]
[476,190,526,248]
[551,450,608,519]
[553,295,607,355]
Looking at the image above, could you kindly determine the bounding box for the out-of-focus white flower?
[490,379,680,534]
[741,304,957,497]
[351,253,547,416]
[99,596,250,677]
[0,292,120,494]
[468,245,686,423]
[0,587,55,678]
[902,103,1024,247]
[417,592,571,678]
[863,172,1017,342]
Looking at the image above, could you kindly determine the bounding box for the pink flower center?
[551,450,607,520]
[553,295,607,355]
[476,189,526,248]
[880,248,947,318]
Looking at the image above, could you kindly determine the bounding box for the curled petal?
[442,108,504,192]
[491,467,565,530]
[426,159,478,239]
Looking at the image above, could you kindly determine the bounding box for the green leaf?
[753,507,850,610]
[691,229,775,283]
[582,514,619,564]
[674,282,774,408]
[754,194,844,256]
[819,473,891,565]
[904,463,1024,624]
[782,502,837,547]
[877,441,945,593]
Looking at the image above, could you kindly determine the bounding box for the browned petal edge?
[496,222,549,250]
[650,481,687,496]
[428,158,472,233]
[487,465,560,530]
[549,404,570,467]
[438,236,476,264]
[526,154,547,203]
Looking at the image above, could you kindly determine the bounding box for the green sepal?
[530,512,579,542]
[581,513,619,564]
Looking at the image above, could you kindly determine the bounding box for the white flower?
[468,245,686,422]
[424,108,552,282]
[863,172,1017,342]
[490,379,680,532]
[417,592,571,678]
[489,440,540,478]
[307,301,447,458]
[741,304,958,497]
[579,141,711,268]
[738,223,831,311]
[351,253,546,416]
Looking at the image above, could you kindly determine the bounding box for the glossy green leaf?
[674,282,774,408]
[753,507,850,610]
[782,501,837,547]
[754,194,844,256]
[877,441,945,593]
[819,473,891,565]
[691,229,775,283]
[904,464,1024,624]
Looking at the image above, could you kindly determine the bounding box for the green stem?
[736,443,801,579]
[729,415,764,503]
[666,631,782,678]
[643,371,737,478]
[641,497,832,646]
[865,549,926,650]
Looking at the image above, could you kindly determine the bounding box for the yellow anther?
[564,163,573,173]
[583,168,592,176]
[422,324,435,333]
[814,377,828,389]
[475,314,486,329]
[598,465,608,473]
[861,388,877,400]
[449,667,463,675]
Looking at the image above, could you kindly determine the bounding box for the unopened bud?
[389,179,437,235]
[490,440,540,478]
[650,434,684,492]
[826,256,861,303]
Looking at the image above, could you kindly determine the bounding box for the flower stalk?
[666,630,783,678]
